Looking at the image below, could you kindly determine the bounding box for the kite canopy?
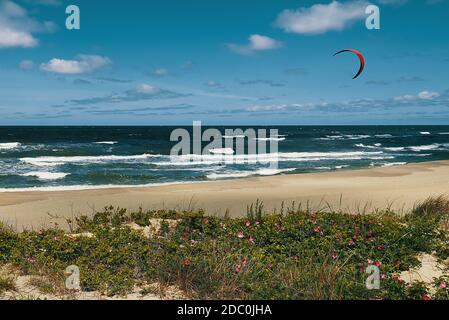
[334,49,365,79]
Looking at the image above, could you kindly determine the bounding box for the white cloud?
[136,84,159,94]
[19,59,34,70]
[227,34,282,55]
[40,55,112,74]
[274,1,368,35]
[394,91,440,101]
[0,27,37,48]
[418,91,440,100]
[248,34,282,50]
[0,1,55,48]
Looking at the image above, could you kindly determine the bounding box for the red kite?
[334,49,365,79]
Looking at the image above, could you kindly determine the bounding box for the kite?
[334,49,365,79]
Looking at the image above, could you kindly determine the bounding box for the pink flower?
[235,264,242,273]
[248,236,255,244]
[53,236,60,241]
[422,294,432,301]
[245,221,251,227]
[374,261,382,267]
[367,230,373,237]
[352,234,358,240]
[332,253,338,260]
[367,259,374,265]
[439,282,447,289]
[293,256,299,261]
[237,232,244,239]
[392,275,405,284]
[348,240,356,247]
[203,219,209,225]
[241,259,248,266]
[267,263,273,270]
[381,274,387,280]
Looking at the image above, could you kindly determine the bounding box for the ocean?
[1,126,449,192]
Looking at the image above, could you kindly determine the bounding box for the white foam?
[208,148,234,155]
[206,168,296,180]
[375,134,393,138]
[381,162,407,168]
[155,151,391,167]
[0,142,21,150]
[254,137,286,141]
[0,180,206,193]
[384,147,406,151]
[95,141,118,145]
[355,143,381,149]
[20,154,162,167]
[420,132,431,135]
[21,172,69,180]
[223,135,246,139]
[408,144,440,151]
[319,134,370,141]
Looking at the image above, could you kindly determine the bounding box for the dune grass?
[0,197,449,300]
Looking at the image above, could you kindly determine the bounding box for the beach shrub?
[0,202,448,300]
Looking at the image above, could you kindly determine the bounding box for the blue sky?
[0,0,448,125]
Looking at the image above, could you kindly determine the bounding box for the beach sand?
[1,160,449,230]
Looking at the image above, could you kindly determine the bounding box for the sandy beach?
[1,160,449,230]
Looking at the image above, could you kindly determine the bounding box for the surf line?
[169,121,281,168]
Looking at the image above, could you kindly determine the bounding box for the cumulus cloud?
[274,1,368,35]
[40,55,112,74]
[227,34,282,55]
[0,1,55,48]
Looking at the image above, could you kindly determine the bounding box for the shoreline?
[1,160,449,230]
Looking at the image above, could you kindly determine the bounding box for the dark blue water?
[1,126,449,191]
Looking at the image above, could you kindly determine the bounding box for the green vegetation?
[1,197,449,300]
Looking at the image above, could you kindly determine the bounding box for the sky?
[0,0,448,125]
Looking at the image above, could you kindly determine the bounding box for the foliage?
[0,200,448,299]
